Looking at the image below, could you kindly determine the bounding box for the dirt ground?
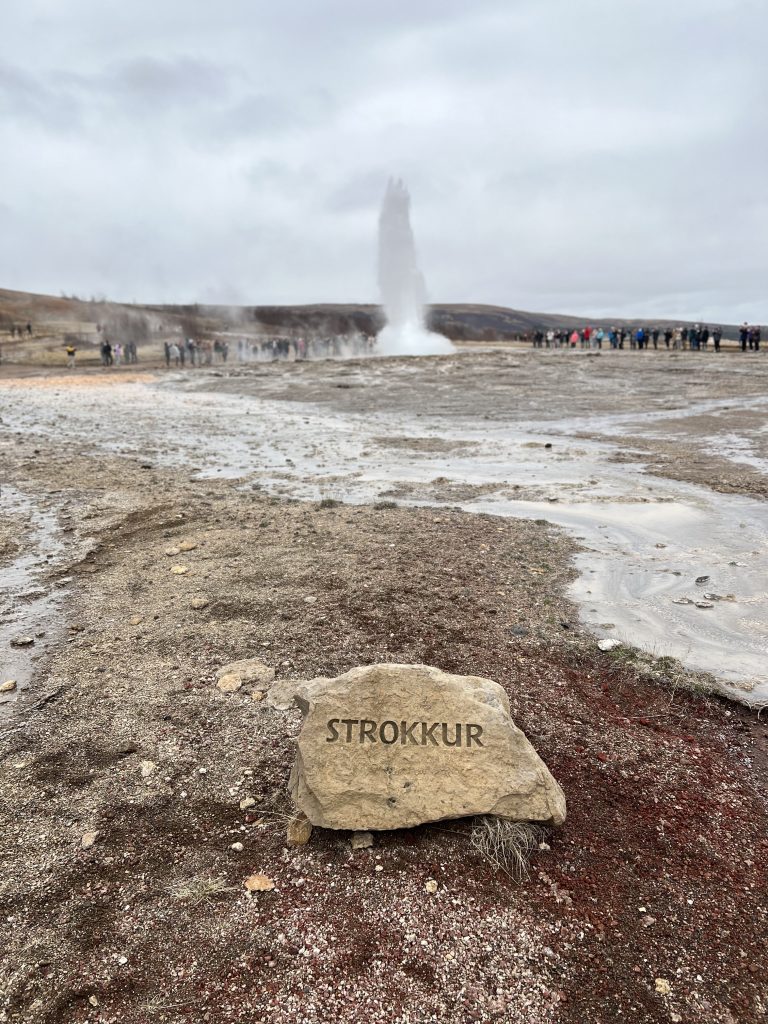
[1,352,767,1023]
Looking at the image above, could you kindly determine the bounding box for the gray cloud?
[0,0,766,321]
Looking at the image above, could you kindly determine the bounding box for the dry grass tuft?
[169,875,233,905]
[469,817,545,881]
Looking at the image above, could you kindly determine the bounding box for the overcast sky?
[1,0,766,321]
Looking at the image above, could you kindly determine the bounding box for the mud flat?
[1,350,767,1024]
[3,350,766,704]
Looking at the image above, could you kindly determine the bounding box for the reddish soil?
[0,429,766,1023]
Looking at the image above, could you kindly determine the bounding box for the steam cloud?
[377,179,453,356]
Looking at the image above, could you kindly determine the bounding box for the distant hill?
[0,287,744,354]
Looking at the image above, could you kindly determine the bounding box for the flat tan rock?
[216,673,242,694]
[216,658,275,689]
[289,663,566,831]
[266,678,305,711]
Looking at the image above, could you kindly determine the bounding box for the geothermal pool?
[2,359,766,707]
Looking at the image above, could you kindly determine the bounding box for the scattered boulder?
[289,664,566,831]
[10,636,34,648]
[0,680,17,693]
[189,596,209,610]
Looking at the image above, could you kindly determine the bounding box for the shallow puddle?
[0,486,70,709]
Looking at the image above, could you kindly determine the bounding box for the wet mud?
[2,350,766,703]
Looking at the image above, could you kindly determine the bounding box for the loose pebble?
[244,873,275,892]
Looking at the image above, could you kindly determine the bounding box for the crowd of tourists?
[63,322,764,370]
[236,334,376,361]
[530,323,761,351]
[99,339,139,365]
[163,333,377,367]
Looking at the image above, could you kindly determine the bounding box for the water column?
[376,179,453,356]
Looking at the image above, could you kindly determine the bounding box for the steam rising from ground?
[377,179,453,356]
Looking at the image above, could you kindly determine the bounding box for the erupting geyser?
[376,179,453,356]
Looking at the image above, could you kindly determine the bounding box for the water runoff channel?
[2,375,766,709]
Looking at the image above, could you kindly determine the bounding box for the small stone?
[538,841,551,852]
[216,658,275,690]
[216,673,242,693]
[654,978,671,996]
[140,760,156,778]
[165,547,180,557]
[80,830,99,849]
[424,878,438,894]
[128,616,143,626]
[672,597,694,605]
[702,593,722,601]
[231,842,244,852]
[695,601,714,609]
[117,956,128,965]
[654,543,666,548]
[266,678,301,711]
[598,638,621,651]
[244,873,275,892]
[170,565,189,575]
[88,996,99,1007]
[239,797,256,810]
[304,596,317,604]
[251,690,266,702]
[694,575,710,584]
[286,812,313,847]
[10,636,34,647]
[190,597,209,610]
[642,916,656,927]
[351,831,374,850]
[0,680,17,693]
[178,540,198,552]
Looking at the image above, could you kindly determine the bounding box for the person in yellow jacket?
[65,344,77,368]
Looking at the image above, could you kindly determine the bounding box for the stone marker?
[289,664,566,831]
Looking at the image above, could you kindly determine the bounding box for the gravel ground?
[2,350,768,1023]
[1,420,767,1023]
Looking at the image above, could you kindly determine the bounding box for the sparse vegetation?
[469,817,546,881]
